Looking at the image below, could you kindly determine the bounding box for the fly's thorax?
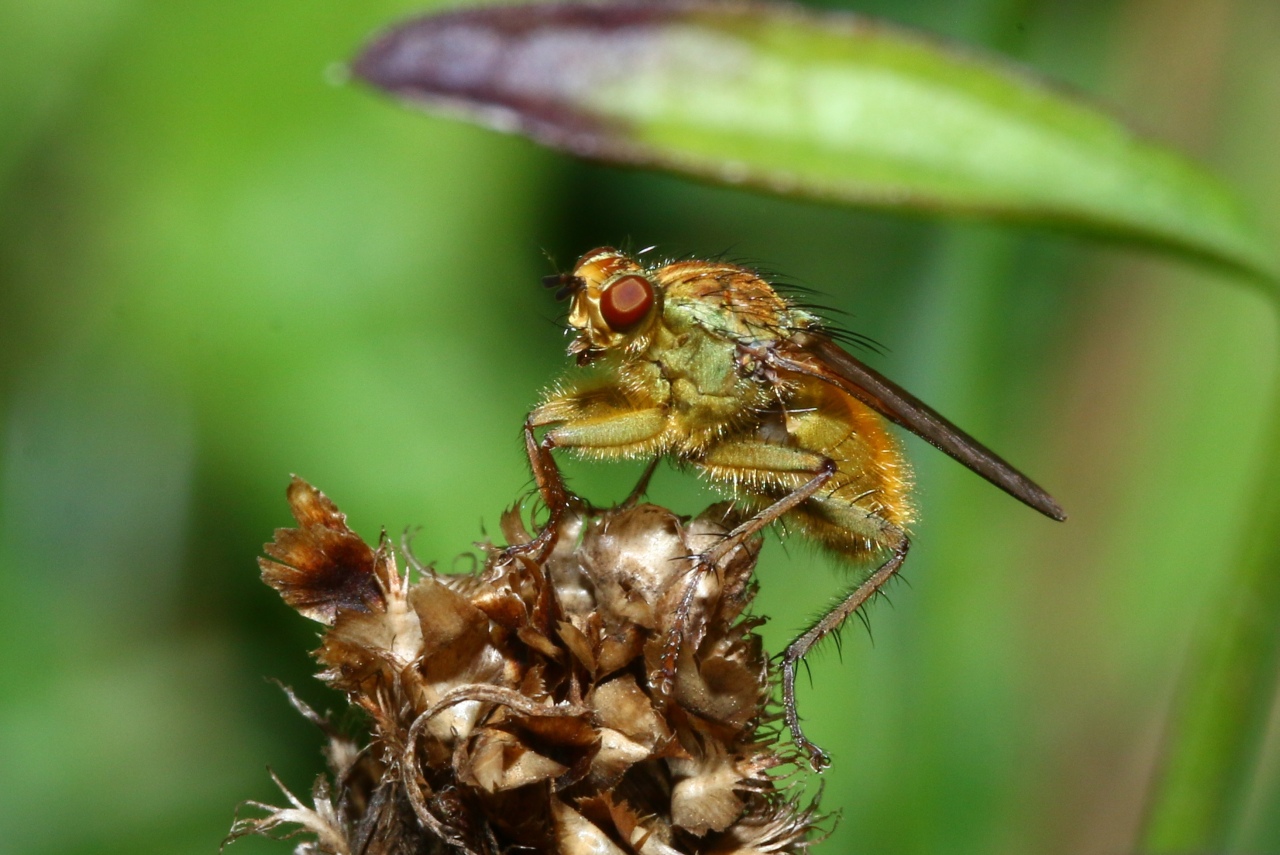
[660,327,747,401]
[657,261,803,342]
[632,321,770,453]
[614,356,670,405]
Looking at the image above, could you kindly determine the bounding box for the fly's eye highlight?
[600,275,654,330]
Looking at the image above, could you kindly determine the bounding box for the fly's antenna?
[542,271,586,302]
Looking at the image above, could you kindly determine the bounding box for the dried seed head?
[229,479,823,854]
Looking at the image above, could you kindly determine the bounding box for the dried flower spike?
[228,477,823,854]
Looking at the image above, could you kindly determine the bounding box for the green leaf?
[352,1,1276,283]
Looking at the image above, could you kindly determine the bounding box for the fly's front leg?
[505,416,572,559]
[510,393,668,558]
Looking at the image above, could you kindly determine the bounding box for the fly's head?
[544,247,661,364]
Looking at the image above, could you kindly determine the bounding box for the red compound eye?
[600,275,654,330]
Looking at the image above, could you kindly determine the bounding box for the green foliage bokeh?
[1,1,1278,854]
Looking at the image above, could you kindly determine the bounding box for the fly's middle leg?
[653,441,839,698]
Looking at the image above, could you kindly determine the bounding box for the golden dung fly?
[518,247,1065,770]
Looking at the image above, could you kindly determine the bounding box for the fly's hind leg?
[781,535,909,771]
[689,437,910,770]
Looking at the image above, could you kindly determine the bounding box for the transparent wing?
[770,332,1066,521]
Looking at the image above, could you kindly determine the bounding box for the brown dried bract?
[258,476,389,623]
[229,478,822,854]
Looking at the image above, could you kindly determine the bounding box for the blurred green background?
[2,1,1278,853]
